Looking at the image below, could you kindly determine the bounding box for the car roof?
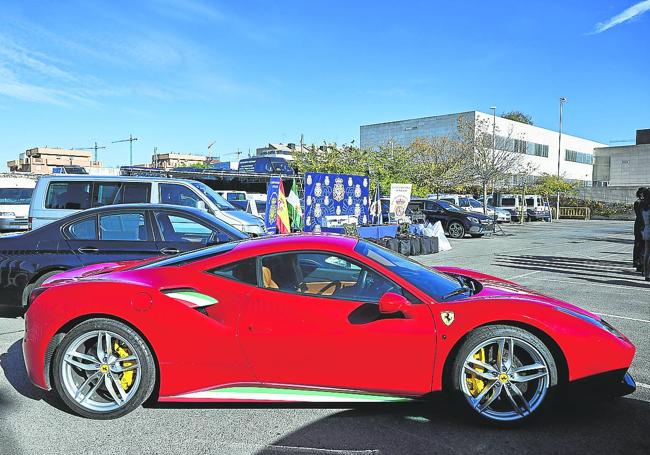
[66,203,208,216]
[37,175,199,184]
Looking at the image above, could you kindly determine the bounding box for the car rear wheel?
[52,318,155,419]
[22,270,65,310]
[447,221,465,239]
[451,325,557,423]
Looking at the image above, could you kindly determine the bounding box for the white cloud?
[593,0,650,33]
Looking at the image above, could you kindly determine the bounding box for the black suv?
[407,198,493,238]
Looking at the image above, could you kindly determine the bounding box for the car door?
[65,210,160,266]
[238,251,436,395]
[152,209,234,256]
[424,201,447,226]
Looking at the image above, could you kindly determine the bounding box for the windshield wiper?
[441,286,472,301]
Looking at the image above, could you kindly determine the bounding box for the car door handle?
[160,247,180,255]
[77,247,99,254]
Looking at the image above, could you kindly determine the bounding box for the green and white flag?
[287,181,303,231]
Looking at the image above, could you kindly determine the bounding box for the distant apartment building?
[7,147,102,174]
[360,111,606,185]
[152,152,210,169]
[255,143,303,161]
[593,129,650,187]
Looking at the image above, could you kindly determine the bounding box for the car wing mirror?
[196,200,207,212]
[379,292,410,315]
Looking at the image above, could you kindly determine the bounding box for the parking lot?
[0,219,648,455]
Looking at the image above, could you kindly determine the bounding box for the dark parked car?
[407,198,493,239]
[0,204,247,317]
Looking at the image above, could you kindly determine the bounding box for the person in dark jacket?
[641,188,650,281]
[633,187,646,271]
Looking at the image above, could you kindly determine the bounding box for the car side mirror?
[196,200,207,211]
[379,292,410,315]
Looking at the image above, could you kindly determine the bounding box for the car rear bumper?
[0,216,29,231]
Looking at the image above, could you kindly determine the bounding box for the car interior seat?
[262,266,279,289]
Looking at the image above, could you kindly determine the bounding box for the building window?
[514,139,527,154]
[565,149,593,164]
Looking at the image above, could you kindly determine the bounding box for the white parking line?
[507,270,541,280]
[531,277,650,293]
[593,313,650,324]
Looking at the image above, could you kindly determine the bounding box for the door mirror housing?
[379,292,410,315]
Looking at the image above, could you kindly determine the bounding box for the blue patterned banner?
[303,172,370,232]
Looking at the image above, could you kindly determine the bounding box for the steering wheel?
[316,280,343,295]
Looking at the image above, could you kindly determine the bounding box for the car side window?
[67,217,97,240]
[154,211,232,244]
[209,258,257,285]
[45,182,92,209]
[159,183,201,208]
[99,212,148,241]
[93,183,120,207]
[261,252,400,303]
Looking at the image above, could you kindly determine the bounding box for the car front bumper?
[569,369,636,397]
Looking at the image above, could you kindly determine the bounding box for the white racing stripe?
[174,391,405,402]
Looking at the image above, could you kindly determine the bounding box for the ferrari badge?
[441,311,455,326]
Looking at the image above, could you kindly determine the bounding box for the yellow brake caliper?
[466,348,486,397]
[114,342,135,391]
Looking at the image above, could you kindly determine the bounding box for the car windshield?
[354,240,466,301]
[190,181,236,211]
[436,200,463,212]
[468,198,483,208]
[0,188,33,205]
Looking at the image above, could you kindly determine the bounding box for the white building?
[360,111,606,186]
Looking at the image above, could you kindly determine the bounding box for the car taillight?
[28,287,48,307]
[28,216,32,230]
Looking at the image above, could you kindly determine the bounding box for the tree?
[458,116,525,213]
[407,136,469,197]
[502,110,533,125]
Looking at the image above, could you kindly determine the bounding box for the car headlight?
[0,212,15,217]
[555,306,624,339]
[467,216,479,224]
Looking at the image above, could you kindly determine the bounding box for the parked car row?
[0,203,248,317]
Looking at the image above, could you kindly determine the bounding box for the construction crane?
[221,149,243,160]
[112,134,139,166]
[73,141,106,163]
[609,139,634,144]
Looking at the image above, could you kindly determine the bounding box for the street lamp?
[490,106,496,217]
[556,97,567,220]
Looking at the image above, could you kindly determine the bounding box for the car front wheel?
[447,221,466,239]
[451,325,557,423]
[52,318,156,419]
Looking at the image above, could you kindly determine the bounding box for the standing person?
[642,188,650,281]
[633,187,646,271]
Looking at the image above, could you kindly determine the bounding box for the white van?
[29,175,267,235]
[490,194,551,222]
[0,177,36,231]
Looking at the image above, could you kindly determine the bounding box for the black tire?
[52,318,156,419]
[22,270,65,310]
[450,325,558,424]
[447,221,466,239]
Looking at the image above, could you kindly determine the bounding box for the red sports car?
[23,235,636,422]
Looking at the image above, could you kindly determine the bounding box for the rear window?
[501,197,516,207]
[0,188,33,205]
[45,182,92,209]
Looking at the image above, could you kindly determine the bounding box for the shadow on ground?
[256,398,650,454]
[495,254,650,289]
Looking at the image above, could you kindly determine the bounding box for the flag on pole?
[287,180,303,231]
[276,180,291,234]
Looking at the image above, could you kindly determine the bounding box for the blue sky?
[1,0,649,167]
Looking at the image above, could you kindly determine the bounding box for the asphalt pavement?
[0,219,648,455]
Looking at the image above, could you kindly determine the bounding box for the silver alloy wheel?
[460,336,549,421]
[448,222,464,238]
[60,330,142,412]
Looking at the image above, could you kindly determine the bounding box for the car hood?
[221,208,264,226]
[434,266,599,319]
